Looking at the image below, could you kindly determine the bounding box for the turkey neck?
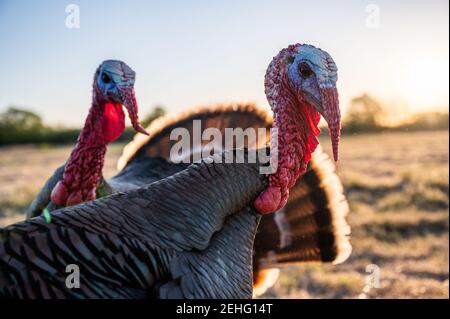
[273,78,320,198]
[59,94,124,205]
[255,73,320,214]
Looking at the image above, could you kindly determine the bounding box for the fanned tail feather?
[118,103,272,170]
[252,146,351,296]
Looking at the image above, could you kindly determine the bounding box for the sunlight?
[396,56,449,110]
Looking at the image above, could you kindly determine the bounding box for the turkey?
[18,43,351,297]
[25,59,149,217]
[114,44,351,295]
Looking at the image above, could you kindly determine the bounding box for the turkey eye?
[101,73,111,83]
[299,62,313,78]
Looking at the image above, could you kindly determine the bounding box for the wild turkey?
[19,43,351,297]
[25,59,148,217]
[114,43,350,295]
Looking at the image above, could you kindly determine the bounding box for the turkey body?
[0,150,266,298]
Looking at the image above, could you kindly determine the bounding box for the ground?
[0,130,448,298]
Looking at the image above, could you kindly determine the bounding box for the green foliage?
[1,100,447,145]
[0,107,44,131]
[141,105,166,128]
[0,107,45,144]
[0,105,166,145]
[0,106,80,145]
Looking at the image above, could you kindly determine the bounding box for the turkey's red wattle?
[50,181,69,206]
[103,102,125,143]
[254,94,321,214]
[50,98,123,207]
[254,186,282,214]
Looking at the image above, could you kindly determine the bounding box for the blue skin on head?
[287,45,338,115]
[96,60,136,103]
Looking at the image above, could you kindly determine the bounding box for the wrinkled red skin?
[254,44,324,214]
[50,94,125,207]
[254,73,321,214]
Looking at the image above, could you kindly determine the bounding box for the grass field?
[0,130,448,298]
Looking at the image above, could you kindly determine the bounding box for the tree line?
[0,96,448,145]
[0,106,165,145]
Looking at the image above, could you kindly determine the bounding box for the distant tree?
[141,105,166,128]
[0,107,46,144]
[344,94,385,133]
[401,112,449,131]
[0,107,44,131]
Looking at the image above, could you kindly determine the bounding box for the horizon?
[0,0,448,126]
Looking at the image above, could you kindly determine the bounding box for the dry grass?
[265,130,449,299]
[0,130,448,298]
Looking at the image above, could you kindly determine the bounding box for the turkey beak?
[319,86,341,161]
[118,86,149,135]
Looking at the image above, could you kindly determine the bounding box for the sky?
[0,0,448,126]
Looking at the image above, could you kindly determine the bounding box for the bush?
[0,105,166,146]
[343,94,385,133]
[400,112,449,131]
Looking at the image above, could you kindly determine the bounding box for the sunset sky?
[0,0,448,126]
